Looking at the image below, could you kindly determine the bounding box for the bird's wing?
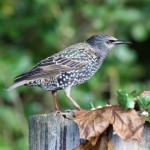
[14,43,94,82]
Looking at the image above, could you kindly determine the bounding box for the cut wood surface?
[29,113,150,150]
[29,113,84,150]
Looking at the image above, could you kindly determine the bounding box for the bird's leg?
[64,87,81,110]
[51,91,59,111]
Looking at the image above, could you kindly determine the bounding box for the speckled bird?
[6,34,130,111]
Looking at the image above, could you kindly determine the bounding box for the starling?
[6,34,130,110]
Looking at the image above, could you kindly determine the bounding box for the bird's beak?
[114,40,132,45]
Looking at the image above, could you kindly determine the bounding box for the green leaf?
[117,89,135,109]
[137,96,150,122]
[137,96,150,110]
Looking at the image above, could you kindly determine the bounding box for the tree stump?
[29,113,84,150]
[109,122,150,150]
[29,113,150,150]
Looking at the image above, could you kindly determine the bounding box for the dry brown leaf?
[108,140,115,150]
[73,109,110,145]
[75,133,109,150]
[74,106,145,145]
[109,107,145,142]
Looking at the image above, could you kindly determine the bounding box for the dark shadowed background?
[0,0,150,149]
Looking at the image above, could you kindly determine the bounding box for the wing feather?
[14,43,95,82]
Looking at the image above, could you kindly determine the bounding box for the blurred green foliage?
[0,0,150,149]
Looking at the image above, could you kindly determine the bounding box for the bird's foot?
[65,109,73,113]
[54,109,61,113]
[61,110,74,119]
[76,106,83,111]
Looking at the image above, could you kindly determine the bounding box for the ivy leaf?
[137,91,150,122]
[117,90,135,109]
[137,96,150,110]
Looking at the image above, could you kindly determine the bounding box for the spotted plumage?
[6,34,131,110]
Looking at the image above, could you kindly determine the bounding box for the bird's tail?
[5,81,27,91]
[6,67,41,91]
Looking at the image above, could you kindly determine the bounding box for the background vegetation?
[0,0,150,149]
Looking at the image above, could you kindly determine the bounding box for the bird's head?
[86,34,131,55]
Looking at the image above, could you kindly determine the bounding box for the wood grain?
[29,113,150,150]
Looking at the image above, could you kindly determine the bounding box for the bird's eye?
[106,40,116,44]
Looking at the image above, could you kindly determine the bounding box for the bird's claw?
[65,109,72,113]
[54,109,61,113]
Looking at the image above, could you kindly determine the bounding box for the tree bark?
[29,113,84,150]
[109,122,150,150]
[29,113,150,150]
